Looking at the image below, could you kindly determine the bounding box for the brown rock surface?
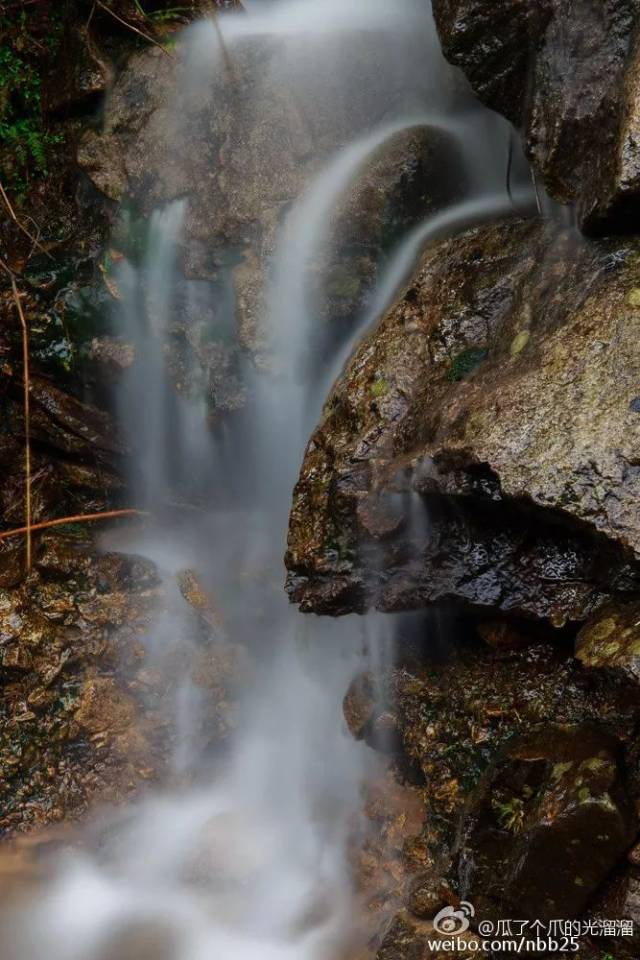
[287,220,640,622]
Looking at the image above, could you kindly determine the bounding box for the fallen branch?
[0,510,148,544]
[95,0,175,59]
[8,278,32,572]
[0,180,53,262]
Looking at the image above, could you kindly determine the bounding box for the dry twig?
[0,510,147,544]
[95,0,175,59]
[0,180,53,261]
[6,278,33,571]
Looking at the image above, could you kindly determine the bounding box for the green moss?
[510,329,530,356]
[627,288,640,308]
[370,377,389,398]
[446,346,488,382]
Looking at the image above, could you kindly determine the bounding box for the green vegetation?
[493,795,526,834]
[370,377,389,398]
[446,346,488,382]
[0,7,64,196]
[132,1,192,23]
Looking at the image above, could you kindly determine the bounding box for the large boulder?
[431,0,640,232]
[286,219,640,622]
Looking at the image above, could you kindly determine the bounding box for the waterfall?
[0,2,539,958]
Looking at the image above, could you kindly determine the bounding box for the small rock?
[343,672,377,740]
[1,646,33,672]
[176,569,223,635]
[74,677,136,735]
[89,336,136,378]
[407,874,454,920]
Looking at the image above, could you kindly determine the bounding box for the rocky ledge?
[287,219,640,624]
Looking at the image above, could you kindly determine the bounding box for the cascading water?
[1,2,540,958]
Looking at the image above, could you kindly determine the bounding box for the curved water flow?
[318,186,539,409]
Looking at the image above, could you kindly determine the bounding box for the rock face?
[77,34,465,381]
[459,726,636,923]
[287,219,640,623]
[345,628,640,956]
[431,0,640,232]
[0,536,243,837]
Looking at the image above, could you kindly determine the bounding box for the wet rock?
[0,538,173,837]
[1,358,125,528]
[407,874,454,920]
[476,619,531,651]
[177,568,224,636]
[287,221,640,622]
[343,672,377,740]
[28,375,125,457]
[355,770,431,955]
[74,677,137,736]
[431,0,640,232]
[576,602,640,686]
[360,634,640,882]
[458,726,637,923]
[376,912,486,960]
[587,866,640,958]
[77,33,466,385]
[89,336,136,380]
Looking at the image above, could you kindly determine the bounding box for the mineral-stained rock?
[458,726,637,923]
[0,538,165,837]
[89,336,136,380]
[431,0,640,232]
[576,601,640,686]
[287,220,640,623]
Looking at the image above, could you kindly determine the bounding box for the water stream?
[2,2,540,958]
